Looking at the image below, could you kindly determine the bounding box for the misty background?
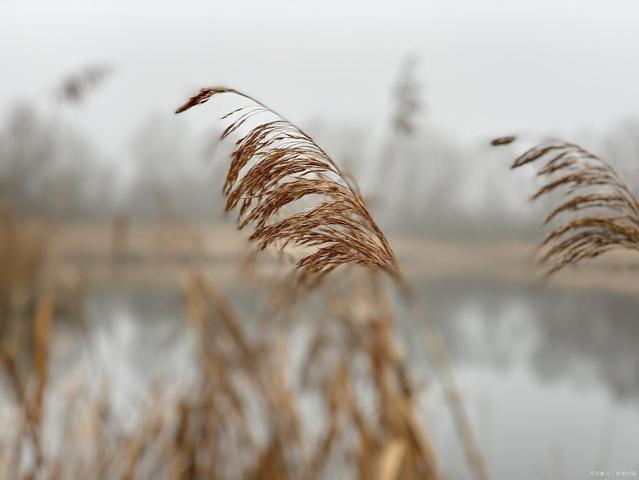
[4,0,639,232]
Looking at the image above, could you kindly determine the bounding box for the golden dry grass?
[0,271,441,480]
[509,141,639,274]
[0,84,497,480]
[175,87,399,283]
[0,204,49,354]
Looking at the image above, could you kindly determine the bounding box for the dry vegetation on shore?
[0,87,484,480]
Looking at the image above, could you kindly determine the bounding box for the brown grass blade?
[490,135,516,146]
[175,87,399,282]
[0,348,26,406]
[377,439,407,480]
[511,141,639,274]
[33,290,56,427]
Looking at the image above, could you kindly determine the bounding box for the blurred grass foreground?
[0,80,456,480]
[0,204,448,479]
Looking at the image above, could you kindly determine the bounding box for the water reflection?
[422,281,639,403]
[75,281,639,407]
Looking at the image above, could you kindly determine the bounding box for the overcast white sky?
[3,0,639,157]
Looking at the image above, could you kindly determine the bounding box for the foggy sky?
[3,0,639,161]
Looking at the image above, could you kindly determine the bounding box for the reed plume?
[490,135,516,146]
[176,87,486,480]
[510,141,639,274]
[175,87,399,281]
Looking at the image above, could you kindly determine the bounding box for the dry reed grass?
[490,136,516,146]
[0,290,55,478]
[508,141,639,274]
[0,271,441,480]
[175,86,487,480]
[175,88,399,283]
[0,204,49,354]
[0,84,490,480]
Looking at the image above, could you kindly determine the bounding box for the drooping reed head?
[176,87,399,282]
[509,141,639,274]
